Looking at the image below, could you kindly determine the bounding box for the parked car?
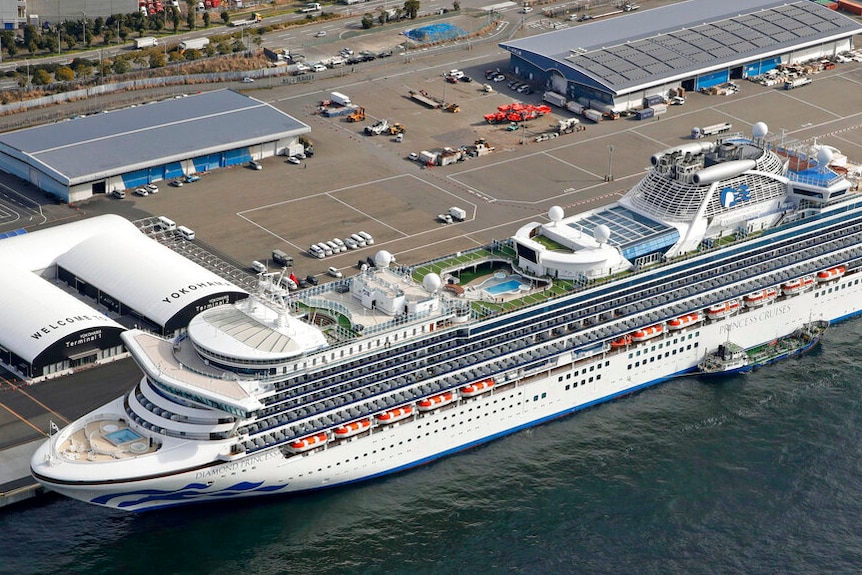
[248,160,262,170]
[134,188,148,197]
[312,63,327,72]
[294,152,306,160]
[112,189,126,199]
[328,266,343,278]
[242,77,254,83]
[314,30,326,37]
[446,75,459,84]
[184,174,200,183]
[377,50,392,58]
[170,179,183,187]
[459,76,473,83]
[306,274,319,286]
[408,152,419,161]
[492,74,506,82]
[344,236,358,249]
[146,183,159,193]
[286,156,301,164]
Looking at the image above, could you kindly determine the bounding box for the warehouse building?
[500,0,862,112]
[0,215,247,381]
[0,89,310,203]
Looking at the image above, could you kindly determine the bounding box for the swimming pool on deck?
[481,274,531,297]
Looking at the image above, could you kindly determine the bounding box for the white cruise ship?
[31,122,862,511]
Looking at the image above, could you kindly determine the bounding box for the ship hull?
[33,277,862,511]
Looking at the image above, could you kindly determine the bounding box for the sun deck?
[58,419,158,462]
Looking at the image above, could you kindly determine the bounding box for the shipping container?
[651,103,667,115]
[583,109,603,123]
[838,0,862,15]
[542,91,567,108]
[643,94,665,107]
[635,107,654,120]
[566,101,585,115]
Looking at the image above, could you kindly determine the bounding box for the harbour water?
[3,318,862,575]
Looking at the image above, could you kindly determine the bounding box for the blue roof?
[0,89,310,185]
[501,0,862,94]
[569,206,679,261]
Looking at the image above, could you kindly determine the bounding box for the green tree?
[172,8,181,32]
[186,10,195,30]
[403,0,420,19]
[112,58,131,74]
[361,14,375,29]
[55,66,75,82]
[149,52,166,68]
[221,10,230,25]
[93,17,105,36]
[203,12,211,27]
[31,68,52,85]
[378,9,389,24]
[453,0,460,10]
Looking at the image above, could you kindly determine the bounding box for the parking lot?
[4,34,862,285]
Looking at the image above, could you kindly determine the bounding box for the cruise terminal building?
[500,0,862,112]
[0,90,311,203]
[0,215,247,381]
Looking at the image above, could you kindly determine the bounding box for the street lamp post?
[606,145,615,182]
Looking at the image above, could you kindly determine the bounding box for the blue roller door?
[122,169,149,189]
[148,166,163,182]
[224,148,252,167]
[164,162,184,179]
[695,70,729,91]
[193,153,221,172]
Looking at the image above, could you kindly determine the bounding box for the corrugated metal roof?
[501,0,862,94]
[0,89,310,184]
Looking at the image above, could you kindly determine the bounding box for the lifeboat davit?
[782,276,815,295]
[667,312,700,331]
[333,418,371,439]
[611,334,632,348]
[287,432,329,453]
[375,405,414,425]
[706,299,740,319]
[632,324,663,342]
[417,391,456,412]
[459,378,495,398]
[816,266,846,283]
[743,287,778,308]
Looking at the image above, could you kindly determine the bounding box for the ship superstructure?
[31,123,862,510]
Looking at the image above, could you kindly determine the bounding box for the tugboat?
[698,320,828,375]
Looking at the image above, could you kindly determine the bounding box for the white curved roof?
[0,214,135,273]
[56,229,246,328]
[0,266,124,362]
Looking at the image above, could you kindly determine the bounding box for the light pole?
[82,11,86,49]
[606,145,615,182]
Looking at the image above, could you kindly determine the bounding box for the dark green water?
[4,319,862,575]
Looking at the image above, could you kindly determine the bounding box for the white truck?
[330,91,351,106]
[365,119,390,136]
[784,76,812,90]
[557,117,581,133]
[230,12,262,26]
[134,37,158,49]
[180,37,210,51]
[691,122,732,139]
[301,3,322,12]
[583,109,603,123]
[542,91,567,108]
[449,206,467,221]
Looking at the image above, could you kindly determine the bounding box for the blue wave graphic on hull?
[90,481,289,508]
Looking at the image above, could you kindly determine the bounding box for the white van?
[112,189,126,199]
[317,242,333,257]
[332,238,346,252]
[177,225,195,240]
[351,233,366,247]
[358,231,374,245]
[157,216,177,232]
[251,260,267,273]
[309,244,325,259]
[326,240,342,254]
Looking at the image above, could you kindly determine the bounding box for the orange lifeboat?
[667,312,700,331]
[782,276,815,295]
[287,432,329,453]
[816,266,846,283]
[743,287,778,307]
[610,334,632,348]
[333,418,371,439]
[632,324,663,342]
[417,391,456,412]
[706,299,740,319]
[459,378,495,398]
[375,405,414,425]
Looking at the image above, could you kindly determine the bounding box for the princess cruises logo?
[720,184,751,207]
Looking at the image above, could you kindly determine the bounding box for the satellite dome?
[817,146,834,167]
[594,224,611,244]
[752,122,768,139]
[374,250,393,268]
[423,273,442,293]
[548,206,564,223]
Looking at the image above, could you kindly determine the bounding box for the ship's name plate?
[197,449,280,479]
[724,303,792,331]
